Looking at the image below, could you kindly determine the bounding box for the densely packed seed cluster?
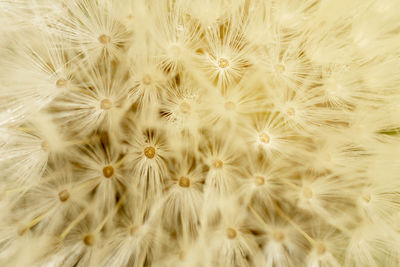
[1,0,400,266]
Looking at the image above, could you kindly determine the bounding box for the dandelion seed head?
[2,1,400,266]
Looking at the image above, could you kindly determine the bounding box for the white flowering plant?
[1,0,400,266]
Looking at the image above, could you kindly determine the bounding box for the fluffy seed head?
[2,1,400,267]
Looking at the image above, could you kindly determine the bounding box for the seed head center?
[259,133,270,144]
[41,141,49,151]
[180,102,191,114]
[56,78,67,88]
[179,176,191,188]
[212,159,223,169]
[130,226,138,236]
[275,63,286,73]
[144,146,156,159]
[303,187,313,199]
[100,98,112,110]
[169,44,181,57]
[218,58,229,68]
[58,189,70,202]
[98,34,111,44]
[287,107,295,116]
[102,165,114,178]
[224,101,236,111]
[142,74,152,86]
[362,192,371,203]
[254,176,265,186]
[83,234,94,246]
[226,227,237,239]
[273,231,285,242]
[316,242,327,255]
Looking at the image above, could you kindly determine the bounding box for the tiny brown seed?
[100,98,112,110]
[58,189,70,202]
[83,234,94,246]
[144,146,156,159]
[179,176,190,188]
[259,133,270,144]
[226,227,237,239]
[362,193,371,203]
[102,166,114,178]
[218,58,229,68]
[224,101,236,110]
[98,34,111,44]
[303,187,313,199]
[56,78,67,87]
[212,159,223,169]
[142,74,152,85]
[316,242,327,255]
[180,102,191,114]
[273,231,285,242]
[254,176,265,186]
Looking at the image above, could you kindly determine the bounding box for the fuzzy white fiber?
[1,0,400,266]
